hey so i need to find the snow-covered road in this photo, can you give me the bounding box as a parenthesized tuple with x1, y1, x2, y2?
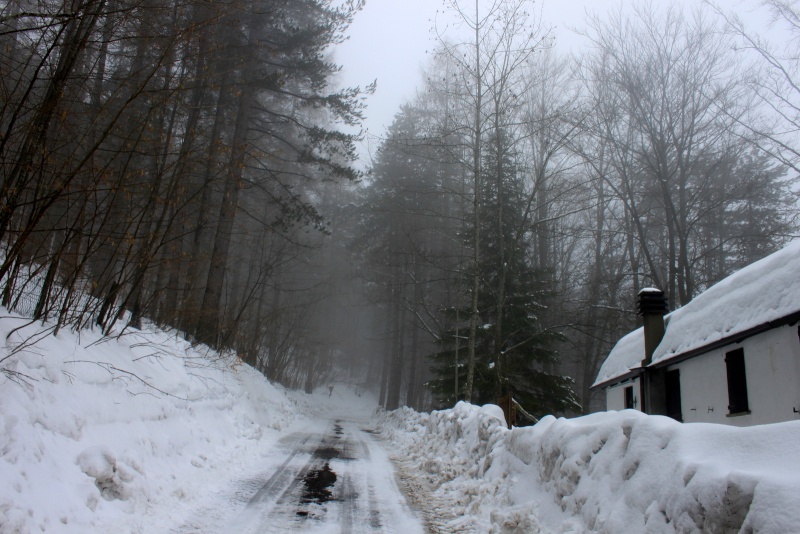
(0, 313, 431, 533)
(171, 417, 426, 534)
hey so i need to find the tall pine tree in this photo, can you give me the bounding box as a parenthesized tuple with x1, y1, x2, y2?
(429, 129, 579, 417)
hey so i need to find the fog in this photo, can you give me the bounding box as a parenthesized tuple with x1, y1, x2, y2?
(0, 0, 797, 418)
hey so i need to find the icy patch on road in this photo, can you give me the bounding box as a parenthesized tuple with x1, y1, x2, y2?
(377, 402, 800, 533)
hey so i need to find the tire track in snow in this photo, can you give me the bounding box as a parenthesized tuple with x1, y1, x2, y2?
(246, 432, 315, 506)
(338, 472, 356, 533)
(355, 434, 385, 530)
(244, 422, 350, 530)
(170, 431, 317, 533)
(173, 420, 426, 533)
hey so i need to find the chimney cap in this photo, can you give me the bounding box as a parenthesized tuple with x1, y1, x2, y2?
(637, 288, 668, 316)
(639, 287, 662, 294)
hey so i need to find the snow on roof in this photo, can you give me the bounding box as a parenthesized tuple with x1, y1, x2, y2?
(592, 325, 645, 387)
(594, 240, 800, 388)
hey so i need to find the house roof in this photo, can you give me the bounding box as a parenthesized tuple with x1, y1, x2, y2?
(593, 240, 800, 389)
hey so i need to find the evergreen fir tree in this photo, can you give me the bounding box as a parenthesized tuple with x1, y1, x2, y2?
(428, 129, 579, 418)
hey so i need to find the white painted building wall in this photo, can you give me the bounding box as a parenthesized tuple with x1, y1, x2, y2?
(606, 377, 641, 412)
(669, 324, 800, 426)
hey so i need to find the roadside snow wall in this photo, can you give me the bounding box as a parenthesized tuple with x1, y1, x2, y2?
(0, 311, 307, 533)
(378, 402, 800, 533)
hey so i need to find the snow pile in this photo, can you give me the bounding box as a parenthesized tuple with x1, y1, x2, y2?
(0, 310, 325, 533)
(380, 402, 800, 533)
(76, 446, 136, 502)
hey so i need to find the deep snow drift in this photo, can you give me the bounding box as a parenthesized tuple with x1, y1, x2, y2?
(378, 402, 800, 533)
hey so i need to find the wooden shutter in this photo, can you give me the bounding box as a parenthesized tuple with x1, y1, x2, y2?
(725, 348, 749, 414)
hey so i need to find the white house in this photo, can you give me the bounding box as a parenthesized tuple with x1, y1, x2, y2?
(592, 240, 800, 426)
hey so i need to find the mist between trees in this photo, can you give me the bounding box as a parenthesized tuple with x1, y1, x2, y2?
(0, 0, 798, 417)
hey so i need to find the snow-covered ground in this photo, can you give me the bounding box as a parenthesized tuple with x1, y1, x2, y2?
(379, 402, 800, 533)
(4, 308, 800, 533)
(0, 310, 386, 533)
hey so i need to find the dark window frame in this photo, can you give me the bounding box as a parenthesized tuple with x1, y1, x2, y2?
(725, 348, 750, 415)
(665, 369, 683, 422)
(624, 385, 635, 409)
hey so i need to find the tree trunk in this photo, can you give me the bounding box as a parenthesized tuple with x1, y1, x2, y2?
(386, 266, 406, 410)
(465, 0, 482, 404)
(194, 80, 253, 346)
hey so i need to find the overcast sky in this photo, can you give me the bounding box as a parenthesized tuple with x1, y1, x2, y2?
(333, 0, 768, 164)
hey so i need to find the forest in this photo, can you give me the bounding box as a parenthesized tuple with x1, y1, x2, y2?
(0, 0, 798, 417)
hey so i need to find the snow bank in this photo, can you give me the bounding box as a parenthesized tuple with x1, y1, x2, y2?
(379, 402, 800, 533)
(0, 310, 325, 533)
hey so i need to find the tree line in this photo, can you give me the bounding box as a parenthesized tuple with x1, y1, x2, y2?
(0, 0, 370, 390)
(2, 0, 798, 415)
(351, 0, 799, 416)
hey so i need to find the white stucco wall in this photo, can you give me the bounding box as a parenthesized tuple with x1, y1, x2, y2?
(606, 377, 641, 412)
(670, 324, 800, 426)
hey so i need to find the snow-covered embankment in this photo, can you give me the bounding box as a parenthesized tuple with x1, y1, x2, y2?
(0, 311, 325, 533)
(379, 402, 800, 533)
